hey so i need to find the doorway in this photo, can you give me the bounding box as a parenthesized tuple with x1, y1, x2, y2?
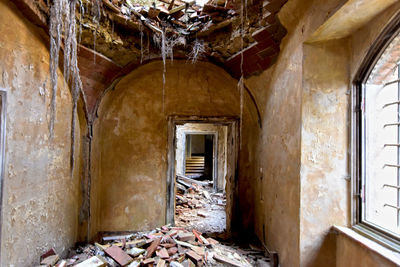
(184, 134, 215, 181)
(167, 116, 239, 235)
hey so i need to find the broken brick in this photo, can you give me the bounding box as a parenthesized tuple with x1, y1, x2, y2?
(105, 245, 133, 266)
(167, 246, 178, 255)
(177, 232, 195, 242)
(146, 238, 161, 258)
(156, 247, 170, 259)
(185, 250, 202, 264)
(143, 258, 156, 265)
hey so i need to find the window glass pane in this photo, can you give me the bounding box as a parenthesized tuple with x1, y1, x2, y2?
(363, 32, 400, 236)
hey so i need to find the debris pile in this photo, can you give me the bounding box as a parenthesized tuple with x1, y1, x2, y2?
(38, 225, 272, 266)
(76, 0, 264, 67)
(102, 0, 237, 38)
(175, 176, 226, 233)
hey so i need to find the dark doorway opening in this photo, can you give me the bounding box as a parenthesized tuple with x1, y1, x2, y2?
(167, 117, 239, 235)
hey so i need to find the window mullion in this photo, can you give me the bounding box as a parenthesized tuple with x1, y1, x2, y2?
(397, 64, 400, 228)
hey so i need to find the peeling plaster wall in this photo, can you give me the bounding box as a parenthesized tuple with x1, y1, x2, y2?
(245, 0, 400, 266)
(299, 2, 400, 266)
(244, 0, 314, 264)
(91, 61, 255, 236)
(334, 4, 400, 267)
(300, 39, 350, 267)
(0, 0, 82, 266)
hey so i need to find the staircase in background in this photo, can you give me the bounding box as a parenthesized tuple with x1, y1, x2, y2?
(185, 156, 205, 178)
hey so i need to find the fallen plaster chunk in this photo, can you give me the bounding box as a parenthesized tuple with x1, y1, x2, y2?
(75, 256, 107, 267)
(203, 190, 210, 200)
(102, 234, 133, 242)
(213, 254, 244, 267)
(40, 254, 59, 266)
(126, 247, 146, 257)
(170, 261, 185, 267)
(157, 259, 166, 267)
(127, 261, 140, 267)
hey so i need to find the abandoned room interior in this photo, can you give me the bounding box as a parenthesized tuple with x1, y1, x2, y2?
(1, 0, 400, 266)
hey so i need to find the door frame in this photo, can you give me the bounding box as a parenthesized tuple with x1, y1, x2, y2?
(0, 90, 7, 261)
(182, 131, 218, 189)
(166, 115, 239, 233)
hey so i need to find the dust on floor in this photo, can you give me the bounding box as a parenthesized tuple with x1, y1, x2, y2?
(175, 176, 226, 234)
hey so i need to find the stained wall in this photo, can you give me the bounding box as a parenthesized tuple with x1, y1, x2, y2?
(245, 0, 400, 266)
(91, 61, 258, 236)
(0, 0, 83, 265)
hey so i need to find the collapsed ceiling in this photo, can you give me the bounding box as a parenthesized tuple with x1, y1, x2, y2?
(14, 0, 287, 118)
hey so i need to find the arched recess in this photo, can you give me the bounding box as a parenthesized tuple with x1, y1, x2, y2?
(89, 60, 260, 238)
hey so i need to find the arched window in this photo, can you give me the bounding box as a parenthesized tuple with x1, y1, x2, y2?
(355, 15, 400, 249)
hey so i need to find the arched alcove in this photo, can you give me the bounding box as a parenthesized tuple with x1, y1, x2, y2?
(89, 60, 260, 238)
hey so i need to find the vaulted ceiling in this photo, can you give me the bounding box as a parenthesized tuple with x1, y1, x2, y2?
(13, 0, 288, 120)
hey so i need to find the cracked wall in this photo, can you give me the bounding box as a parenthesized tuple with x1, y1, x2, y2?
(0, 0, 83, 266)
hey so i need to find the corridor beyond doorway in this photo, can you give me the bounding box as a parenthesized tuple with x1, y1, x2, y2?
(184, 134, 214, 180)
(172, 122, 230, 234)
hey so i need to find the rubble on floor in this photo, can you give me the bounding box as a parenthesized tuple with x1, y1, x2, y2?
(175, 176, 226, 233)
(38, 176, 271, 266)
(39, 225, 272, 267)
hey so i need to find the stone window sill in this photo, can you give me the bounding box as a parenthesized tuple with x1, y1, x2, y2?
(333, 225, 400, 265)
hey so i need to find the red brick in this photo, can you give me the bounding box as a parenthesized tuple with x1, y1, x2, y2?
(146, 238, 161, 258)
(105, 246, 133, 266)
(156, 248, 170, 259)
(257, 46, 278, 58)
(186, 250, 202, 264)
(256, 38, 277, 51)
(257, 56, 272, 70)
(252, 28, 271, 42)
(167, 247, 178, 255)
(242, 43, 261, 57)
